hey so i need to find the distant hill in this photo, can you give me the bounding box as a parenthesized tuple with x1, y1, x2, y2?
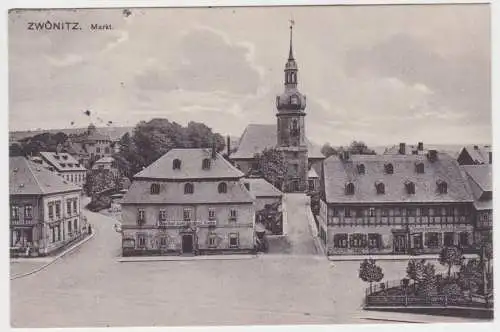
(9, 126, 134, 143)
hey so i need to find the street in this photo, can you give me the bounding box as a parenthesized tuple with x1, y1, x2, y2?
(10, 198, 481, 328)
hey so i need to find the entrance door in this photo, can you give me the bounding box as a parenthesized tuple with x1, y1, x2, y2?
(393, 234, 407, 253)
(182, 234, 193, 254)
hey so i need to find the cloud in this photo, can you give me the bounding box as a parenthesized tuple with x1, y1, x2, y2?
(133, 27, 262, 95)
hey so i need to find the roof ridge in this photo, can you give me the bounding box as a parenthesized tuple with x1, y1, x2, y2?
(24, 158, 46, 194)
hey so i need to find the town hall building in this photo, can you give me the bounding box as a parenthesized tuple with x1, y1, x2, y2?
(230, 24, 324, 193)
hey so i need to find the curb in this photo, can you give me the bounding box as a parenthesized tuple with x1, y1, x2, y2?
(327, 253, 479, 262)
(117, 254, 257, 263)
(10, 231, 96, 280)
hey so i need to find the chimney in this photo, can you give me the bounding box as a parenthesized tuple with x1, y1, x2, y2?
(211, 140, 217, 159)
(398, 143, 406, 155)
(226, 136, 231, 157)
(418, 142, 424, 151)
(427, 149, 438, 162)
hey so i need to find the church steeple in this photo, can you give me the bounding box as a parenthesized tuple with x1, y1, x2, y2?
(276, 20, 306, 112)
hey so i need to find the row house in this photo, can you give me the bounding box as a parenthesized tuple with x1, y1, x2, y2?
(318, 151, 474, 255)
(10, 157, 85, 256)
(120, 148, 256, 256)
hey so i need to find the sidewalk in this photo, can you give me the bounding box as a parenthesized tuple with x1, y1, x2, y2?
(10, 230, 95, 280)
(118, 254, 257, 263)
(328, 253, 479, 262)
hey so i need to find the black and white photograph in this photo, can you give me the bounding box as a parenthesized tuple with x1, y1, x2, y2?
(6, 1, 495, 329)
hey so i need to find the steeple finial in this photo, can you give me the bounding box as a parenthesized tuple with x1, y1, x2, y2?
(288, 19, 295, 60)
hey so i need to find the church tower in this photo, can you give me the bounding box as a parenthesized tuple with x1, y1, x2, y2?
(276, 22, 308, 192)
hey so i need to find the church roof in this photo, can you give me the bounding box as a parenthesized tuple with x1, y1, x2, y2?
(231, 124, 324, 160)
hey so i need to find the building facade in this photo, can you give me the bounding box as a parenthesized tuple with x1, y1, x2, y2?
(10, 157, 85, 256)
(461, 165, 492, 244)
(36, 151, 87, 187)
(70, 124, 115, 168)
(318, 151, 475, 256)
(230, 25, 324, 192)
(120, 148, 256, 256)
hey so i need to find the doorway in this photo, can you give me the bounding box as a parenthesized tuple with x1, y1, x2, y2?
(182, 234, 193, 254)
(393, 234, 407, 253)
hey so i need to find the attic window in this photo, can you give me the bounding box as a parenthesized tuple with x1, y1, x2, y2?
(54, 155, 60, 160)
(218, 182, 227, 194)
(357, 164, 365, 175)
(172, 159, 181, 170)
(415, 162, 424, 174)
(437, 180, 448, 194)
(375, 181, 385, 194)
(150, 183, 160, 195)
(202, 158, 211, 170)
(62, 155, 68, 160)
(184, 183, 194, 195)
(405, 180, 415, 195)
(345, 182, 355, 195)
(384, 163, 394, 174)
(60, 163, 66, 167)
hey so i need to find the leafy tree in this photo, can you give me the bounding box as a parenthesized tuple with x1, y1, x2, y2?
(419, 262, 438, 296)
(253, 148, 287, 190)
(348, 140, 376, 155)
(442, 282, 462, 298)
(9, 143, 24, 156)
(439, 246, 465, 279)
(406, 259, 426, 291)
(320, 143, 337, 158)
(84, 169, 120, 197)
(359, 259, 384, 293)
(458, 258, 483, 294)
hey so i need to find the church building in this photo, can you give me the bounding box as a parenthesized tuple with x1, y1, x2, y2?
(230, 24, 324, 192)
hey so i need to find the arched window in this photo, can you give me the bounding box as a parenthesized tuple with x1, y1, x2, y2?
(202, 158, 211, 170)
(415, 162, 425, 174)
(357, 164, 365, 175)
(218, 182, 227, 194)
(345, 182, 355, 195)
(405, 180, 415, 195)
(384, 163, 394, 174)
(184, 183, 194, 195)
(173, 159, 181, 170)
(150, 183, 160, 195)
(437, 180, 448, 194)
(375, 181, 385, 194)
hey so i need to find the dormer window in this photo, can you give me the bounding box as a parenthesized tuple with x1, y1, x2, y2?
(357, 164, 365, 175)
(384, 163, 394, 174)
(173, 159, 181, 170)
(150, 183, 160, 195)
(184, 183, 194, 195)
(437, 180, 448, 194)
(62, 155, 68, 160)
(405, 180, 415, 195)
(54, 155, 60, 160)
(375, 181, 385, 194)
(218, 182, 227, 194)
(345, 182, 355, 195)
(202, 158, 211, 170)
(60, 163, 66, 167)
(415, 162, 424, 174)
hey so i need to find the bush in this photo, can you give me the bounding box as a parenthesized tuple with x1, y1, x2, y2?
(86, 195, 111, 212)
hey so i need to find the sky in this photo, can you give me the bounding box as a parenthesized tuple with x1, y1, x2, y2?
(8, 4, 491, 146)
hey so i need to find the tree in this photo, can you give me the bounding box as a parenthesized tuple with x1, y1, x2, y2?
(458, 258, 483, 294)
(253, 148, 288, 190)
(439, 246, 465, 279)
(348, 140, 376, 155)
(406, 259, 426, 292)
(359, 259, 384, 293)
(321, 143, 337, 158)
(419, 262, 438, 296)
